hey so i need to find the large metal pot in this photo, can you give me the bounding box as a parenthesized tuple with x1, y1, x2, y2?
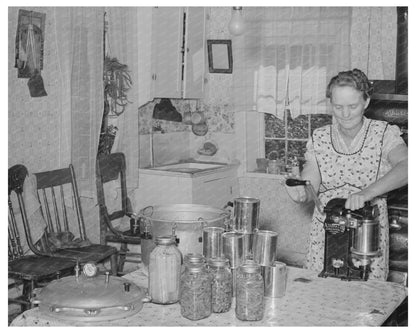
(139, 204, 230, 257)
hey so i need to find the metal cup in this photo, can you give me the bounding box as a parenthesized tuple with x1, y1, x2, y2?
(264, 261, 287, 298)
(222, 231, 245, 269)
(253, 230, 278, 266)
(203, 226, 225, 259)
(222, 231, 245, 297)
(233, 197, 260, 233)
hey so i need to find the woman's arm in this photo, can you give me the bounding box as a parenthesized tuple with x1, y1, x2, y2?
(345, 143, 408, 210)
(285, 154, 322, 203)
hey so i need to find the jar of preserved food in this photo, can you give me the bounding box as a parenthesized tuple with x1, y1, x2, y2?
(235, 262, 264, 321)
(208, 257, 232, 313)
(148, 236, 182, 304)
(180, 263, 212, 320)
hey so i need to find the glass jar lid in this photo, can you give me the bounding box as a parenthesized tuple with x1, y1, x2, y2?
(208, 257, 229, 268)
(240, 262, 261, 274)
(155, 236, 176, 246)
(184, 253, 206, 265)
(186, 263, 205, 273)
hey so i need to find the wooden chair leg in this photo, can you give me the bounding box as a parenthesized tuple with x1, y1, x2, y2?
(118, 242, 128, 274)
(110, 253, 118, 276)
(21, 281, 34, 312)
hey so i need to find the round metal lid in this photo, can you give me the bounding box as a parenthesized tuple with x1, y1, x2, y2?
(32, 274, 149, 322)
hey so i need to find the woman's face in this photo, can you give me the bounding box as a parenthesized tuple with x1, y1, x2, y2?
(330, 86, 370, 134)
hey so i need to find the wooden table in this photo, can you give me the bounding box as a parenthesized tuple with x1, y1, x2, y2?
(10, 265, 407, 326)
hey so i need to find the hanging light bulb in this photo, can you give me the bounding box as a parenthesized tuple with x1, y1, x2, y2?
(228, 7, 245, 36)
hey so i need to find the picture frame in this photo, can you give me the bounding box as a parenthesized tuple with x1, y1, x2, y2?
(207, 39, 233, 74)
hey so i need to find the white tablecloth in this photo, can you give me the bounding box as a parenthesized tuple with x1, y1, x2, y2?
(11, 265, 407, 326)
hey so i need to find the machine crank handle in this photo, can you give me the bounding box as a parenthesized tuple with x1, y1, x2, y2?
(286, 178, 324, 215)
(285, 178, 310, 187)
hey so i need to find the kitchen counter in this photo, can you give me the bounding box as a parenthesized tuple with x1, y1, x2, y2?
(11, 265, 407, 326)
(140, 161, 238, 178)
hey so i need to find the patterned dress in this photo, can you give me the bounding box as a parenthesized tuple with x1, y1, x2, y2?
(304, 117, 405, 281)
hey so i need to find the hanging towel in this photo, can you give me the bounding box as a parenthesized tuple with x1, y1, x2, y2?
(20, 174, 48, 254)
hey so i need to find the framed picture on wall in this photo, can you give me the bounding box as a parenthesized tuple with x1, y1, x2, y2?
(207, 39, 233, 74)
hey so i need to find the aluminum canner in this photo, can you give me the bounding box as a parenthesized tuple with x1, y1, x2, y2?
(139, 204, 231, 260)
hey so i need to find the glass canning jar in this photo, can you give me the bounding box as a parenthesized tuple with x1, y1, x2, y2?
(208, 257, 232, 313)
(235, 262, 264, 321)
(180, 263, 212, 320)
(148, 236, 182, 304)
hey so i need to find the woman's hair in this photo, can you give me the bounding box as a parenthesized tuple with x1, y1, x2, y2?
(326, 68, 373, 101)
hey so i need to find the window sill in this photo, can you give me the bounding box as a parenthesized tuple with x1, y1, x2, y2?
(244, 171, 287, 181)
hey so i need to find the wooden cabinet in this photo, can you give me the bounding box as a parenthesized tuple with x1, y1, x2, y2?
(151, 7, 205, 99)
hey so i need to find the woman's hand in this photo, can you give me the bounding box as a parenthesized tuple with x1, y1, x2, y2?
(345, 192, 367, 211)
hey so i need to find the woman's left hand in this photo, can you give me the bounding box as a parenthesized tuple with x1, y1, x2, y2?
(345, 192, 367, 211)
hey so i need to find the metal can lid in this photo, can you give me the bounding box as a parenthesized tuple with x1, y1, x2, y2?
(155, 236, 176, 246)
(208, 257, 229, 268)
(234, 197, 260, 204)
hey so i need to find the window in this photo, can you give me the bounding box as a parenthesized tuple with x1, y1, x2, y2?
(265, 112, 332, 168)
(232, 7, 351, 172)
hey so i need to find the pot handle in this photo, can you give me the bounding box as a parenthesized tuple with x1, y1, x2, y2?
(198, 217, 208, 229)
(141, 205, 154, 217)
(220, 212, 232, 231)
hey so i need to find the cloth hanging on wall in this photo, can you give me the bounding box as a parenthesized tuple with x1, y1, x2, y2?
(15, 10, 47, 97)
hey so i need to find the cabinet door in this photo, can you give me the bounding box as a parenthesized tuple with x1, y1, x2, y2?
(183, 7, 206, 99)
(192, 169, 237, 209)
(151, 7, 183, 98)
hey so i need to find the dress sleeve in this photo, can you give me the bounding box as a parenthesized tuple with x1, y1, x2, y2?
(382, 124, 406, 157)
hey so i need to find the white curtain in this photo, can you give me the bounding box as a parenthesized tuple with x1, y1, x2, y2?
(233, 7, 352, 119)
(105, 7, 153, 193)
(53, 7, 105, 196)
(351, 7, 397, 80)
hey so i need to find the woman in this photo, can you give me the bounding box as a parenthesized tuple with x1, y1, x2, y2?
(286, 69, 408, 281)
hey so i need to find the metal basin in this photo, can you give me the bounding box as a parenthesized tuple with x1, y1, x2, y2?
(139, 204, 230, 257)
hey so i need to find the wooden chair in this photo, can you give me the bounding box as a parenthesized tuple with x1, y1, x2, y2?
(8, 164, 76, 314)
(27, 164, 118, 274)
(96, 152, 141, 274)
